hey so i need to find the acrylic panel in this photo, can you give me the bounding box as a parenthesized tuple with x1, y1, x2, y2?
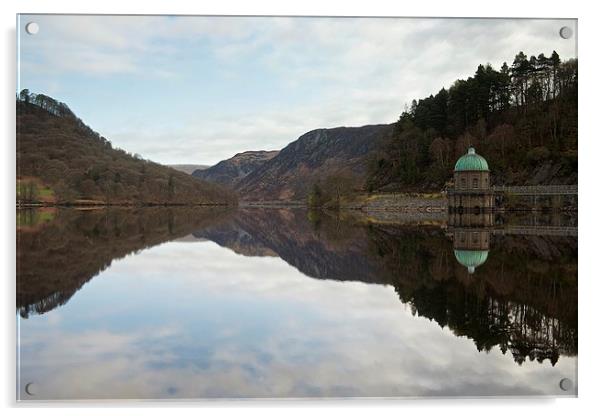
(16, 15, 578, 400)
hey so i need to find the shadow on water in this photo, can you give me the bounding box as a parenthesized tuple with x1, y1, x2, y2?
(17, 206, 577, 367)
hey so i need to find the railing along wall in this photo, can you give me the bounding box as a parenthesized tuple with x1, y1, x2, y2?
(491, 185, 578, 196)
(491, 225, 577, 237)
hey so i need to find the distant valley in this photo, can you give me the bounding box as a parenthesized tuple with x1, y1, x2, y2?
(168, 164, 210, 175)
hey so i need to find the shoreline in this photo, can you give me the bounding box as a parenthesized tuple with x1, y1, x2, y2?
(17, 196, 578, 232)
(16, 202, 236, 209)
(16, 192, 577, 213)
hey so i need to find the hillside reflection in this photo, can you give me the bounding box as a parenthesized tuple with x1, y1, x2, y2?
(17, 207, 235, 317)
(195, 209, 577, 366)
(17, 207, 577, 367)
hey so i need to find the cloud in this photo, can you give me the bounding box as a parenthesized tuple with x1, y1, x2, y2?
(18, 15, 577, 165)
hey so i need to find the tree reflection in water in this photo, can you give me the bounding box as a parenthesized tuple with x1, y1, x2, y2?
(17, 207, 577, 367)
(17, 207, 235, 317)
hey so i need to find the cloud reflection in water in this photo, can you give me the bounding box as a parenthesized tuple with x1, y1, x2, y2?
(18, 239, 576, 399)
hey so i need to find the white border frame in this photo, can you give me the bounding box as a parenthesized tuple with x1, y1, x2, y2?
(2, 0, 599, 414)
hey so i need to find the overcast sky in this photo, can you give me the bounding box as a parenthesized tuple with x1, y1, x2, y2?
(18, 15, 577, 165)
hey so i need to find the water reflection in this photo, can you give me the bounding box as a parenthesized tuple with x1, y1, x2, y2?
(17, 207, 235, 317)
(444, 211, 576, 365)
(17, 207, 577, 399)
(449, 212, 511, 273)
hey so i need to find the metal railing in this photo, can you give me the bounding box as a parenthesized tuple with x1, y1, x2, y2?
(491, 185, 578, 196)
(492, 225, 577, 237)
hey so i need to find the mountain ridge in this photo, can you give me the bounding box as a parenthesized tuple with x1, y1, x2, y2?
(192, 150, 279, 189)
(234, 124, 392, 201)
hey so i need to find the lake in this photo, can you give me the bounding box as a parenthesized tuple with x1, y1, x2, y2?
(16, 207, 578, 400)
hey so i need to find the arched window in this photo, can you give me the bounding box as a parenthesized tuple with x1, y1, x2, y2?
(472, 178, 479, 188)
(461, 178, 466, 188)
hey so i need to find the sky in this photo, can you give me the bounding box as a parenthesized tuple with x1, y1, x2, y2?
(18, 15, 577, 166)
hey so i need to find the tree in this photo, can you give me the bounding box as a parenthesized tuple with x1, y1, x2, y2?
(537, 53, 552, 100)
(19, 89, 30, 103)
(455, 132, 475, 158)
(308, 183, 323, 207)
(511, 51, 530, 108)
(168, 174, 175, 198)
(496, 62, 512, 110)
(550, 50, 561, 98)
(80, 179, 98, 198)
(429, 137, 452, 170)
(486, 124, 515, 163)
(323, 171, 355, 208)
(26, 181, 37, 202)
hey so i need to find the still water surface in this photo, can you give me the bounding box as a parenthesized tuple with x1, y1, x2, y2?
(17, 207, 577, 399)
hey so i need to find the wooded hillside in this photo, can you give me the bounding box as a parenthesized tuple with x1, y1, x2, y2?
(16, 92, 237, 205)
(367, 51, 578, 191)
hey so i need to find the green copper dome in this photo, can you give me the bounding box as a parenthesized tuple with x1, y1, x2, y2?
(454, 147, 489, 172)
(454, 249, 489, 274)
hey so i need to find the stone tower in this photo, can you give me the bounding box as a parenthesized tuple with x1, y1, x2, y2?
(448, 147, 494, 212)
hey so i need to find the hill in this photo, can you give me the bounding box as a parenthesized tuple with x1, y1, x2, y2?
(235, 125, 392, 201)
(192, 150, 279, 188)
(366, 51, 578, 192)
(16, 93, 237, 205)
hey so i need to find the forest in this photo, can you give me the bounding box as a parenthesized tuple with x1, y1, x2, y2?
(16, 92, 237, 206)
(366, 51, 578, 192)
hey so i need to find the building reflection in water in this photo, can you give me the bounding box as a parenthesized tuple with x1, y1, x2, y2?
(443, 210, 576, 366)
(448, 211, 494, 274)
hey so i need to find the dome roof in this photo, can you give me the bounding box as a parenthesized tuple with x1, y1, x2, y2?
(454, 147, 489, 172)
(454, 249, 489, 274)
